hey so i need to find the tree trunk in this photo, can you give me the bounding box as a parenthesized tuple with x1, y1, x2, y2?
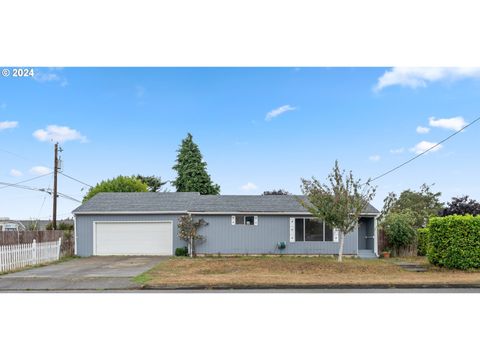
(338, 232, 345, 262)
(189, 237, 194, 258)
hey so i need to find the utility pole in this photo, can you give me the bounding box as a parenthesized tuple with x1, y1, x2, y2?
(52, 142, 59, 230)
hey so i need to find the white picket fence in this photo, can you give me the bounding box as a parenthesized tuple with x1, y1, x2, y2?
(0, 238, 62, 273)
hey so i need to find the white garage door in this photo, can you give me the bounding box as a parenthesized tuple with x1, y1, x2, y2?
(94, 222, 173, 256)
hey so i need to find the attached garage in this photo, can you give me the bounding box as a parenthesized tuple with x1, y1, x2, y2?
(94, 221, 173, 256)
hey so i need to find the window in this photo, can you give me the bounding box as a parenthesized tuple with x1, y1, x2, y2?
(233, 215, 257, 226)
(235, 215, 245, 225)
(294, 218, 334, 242)
(305, 219, 323, 241)
(295, 218, 304, 242)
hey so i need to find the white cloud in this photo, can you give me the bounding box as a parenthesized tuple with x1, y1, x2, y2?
(416, 126, 430, 134)
(0, 121, 18, 131)
(390, 148, 405, 154)
(410, 141, 443, 155)
(240, 182, 258, 191)
(265, 105, 296, 121)
(33, 125, 87, 143)
(9, 169, 22, 177)
(34, 69, 68, 87)
(369, 155, 381, 162)
(429, 116, 468, 131)
(374, 67, 480, 91)
(30, 166, 51, 175)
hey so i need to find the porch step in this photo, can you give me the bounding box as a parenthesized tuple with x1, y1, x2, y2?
(358, 250, 377, 259)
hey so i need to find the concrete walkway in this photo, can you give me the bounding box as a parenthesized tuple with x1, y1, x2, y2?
(0, 256, 167, 291)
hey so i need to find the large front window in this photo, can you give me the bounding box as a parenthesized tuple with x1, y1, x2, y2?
(295, 218, 333, 242)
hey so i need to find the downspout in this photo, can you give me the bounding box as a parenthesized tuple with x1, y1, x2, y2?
(73, 214, 77, 256)
(374, 214, 379, 257)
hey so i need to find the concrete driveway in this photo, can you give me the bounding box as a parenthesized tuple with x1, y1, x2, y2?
(0, 256, 167, 291)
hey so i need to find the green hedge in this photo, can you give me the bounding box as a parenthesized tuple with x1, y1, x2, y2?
(427, 215, 480, 269)
(417, 228, 429, 256)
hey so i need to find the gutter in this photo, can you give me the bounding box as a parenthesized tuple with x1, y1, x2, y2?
(73, 211, 381, 216)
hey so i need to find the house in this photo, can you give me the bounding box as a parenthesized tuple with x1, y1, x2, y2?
(73, 192, 379, 257)
(18, 219, 74, 230)
(72, 192, 380, 258)
(0, 218, 25, 231)
(0, 218, 74, 231)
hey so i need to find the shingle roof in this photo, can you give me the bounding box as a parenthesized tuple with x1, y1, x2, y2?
(73, 192, 379, 214)
(72, 192, 200, 213)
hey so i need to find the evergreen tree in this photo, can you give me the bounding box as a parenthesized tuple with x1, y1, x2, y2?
(172, 133, 220, 194)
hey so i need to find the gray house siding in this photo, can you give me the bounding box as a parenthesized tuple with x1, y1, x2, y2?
(196, 215, 358, 255)
(75, 214, 183, 257)
(75, 213, 359, 257)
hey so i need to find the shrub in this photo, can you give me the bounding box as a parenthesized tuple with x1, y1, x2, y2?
(175, 247, 189, 257)
(382, 210, 416, 253)
(427, 215, 480, 269)
(46, 222, 74, 231)
(417, 228, 429, 256)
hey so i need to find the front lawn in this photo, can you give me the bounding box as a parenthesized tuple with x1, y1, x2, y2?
(135, 256, 480, 288)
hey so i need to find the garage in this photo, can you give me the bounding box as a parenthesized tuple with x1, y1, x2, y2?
(94, 221, 173, 256)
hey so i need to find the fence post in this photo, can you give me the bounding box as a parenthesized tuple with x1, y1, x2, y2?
(32, 239, 37, 265)
(57, 237, 62, 260)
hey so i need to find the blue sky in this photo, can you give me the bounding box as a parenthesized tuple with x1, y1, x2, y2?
(1, 67, 479, 219)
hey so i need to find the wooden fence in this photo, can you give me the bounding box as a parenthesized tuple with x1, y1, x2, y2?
(0, 230, 74, 258)
(377, 228, 418, 256)
(0, 238, 62, 273)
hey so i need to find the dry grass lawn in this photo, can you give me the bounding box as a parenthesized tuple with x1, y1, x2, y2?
(138, 256, 480, 288)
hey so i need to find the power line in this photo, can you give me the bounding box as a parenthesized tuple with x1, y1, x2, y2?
(0, 182, 51, 194)
(0, 179, 80, 202)
(0, 172, 53, 190)
(59, 172, 93, 188)
(369, 115, 480, 183)
(0, 147, 32, 162)
(57, 192, 81, 203)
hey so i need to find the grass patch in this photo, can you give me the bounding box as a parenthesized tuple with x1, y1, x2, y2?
(133, 272, 153, 285)
(139, 255, 480, 288)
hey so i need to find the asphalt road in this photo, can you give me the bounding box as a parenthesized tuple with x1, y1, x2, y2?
(0, 256, 167, 291)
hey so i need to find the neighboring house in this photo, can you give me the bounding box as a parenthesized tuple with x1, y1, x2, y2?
(18, 219, 74, 231)
(0, 218, 25, 231)
(0, 219, 74, 231)
(73, 192, 380, 258)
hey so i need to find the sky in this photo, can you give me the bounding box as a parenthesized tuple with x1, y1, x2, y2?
(1, 67, 480, 219)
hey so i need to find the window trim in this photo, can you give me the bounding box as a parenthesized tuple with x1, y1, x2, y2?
(294, 217, 334, 242)
(233, 215, 258, 226)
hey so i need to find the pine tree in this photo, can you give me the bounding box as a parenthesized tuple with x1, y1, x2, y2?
(172, 133, 221, 194)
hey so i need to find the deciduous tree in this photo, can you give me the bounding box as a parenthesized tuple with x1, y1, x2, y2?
(442, 195, 480, 216)
(177, 214, 208, 257)
(83, 175, 148, 202)
(263, 189, 291, 195)
(301, 160, 376, 262)
(380, 184, 443, 228)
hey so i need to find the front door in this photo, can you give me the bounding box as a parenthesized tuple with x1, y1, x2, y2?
(358, 217, 374, 250)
